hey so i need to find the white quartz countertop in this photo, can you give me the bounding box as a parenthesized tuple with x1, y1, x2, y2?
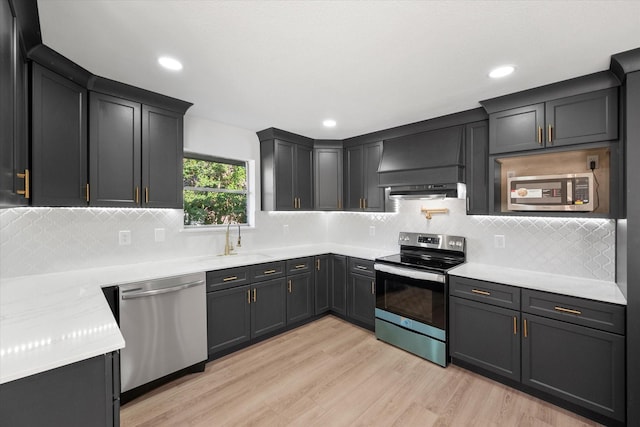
(449, 262, 627, 305)
(0, 244, 393, 384)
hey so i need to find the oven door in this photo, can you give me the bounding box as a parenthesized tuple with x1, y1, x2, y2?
(374, 263, 446, 334)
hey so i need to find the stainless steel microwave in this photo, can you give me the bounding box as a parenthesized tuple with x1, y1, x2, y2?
(507, 173, 594, 212)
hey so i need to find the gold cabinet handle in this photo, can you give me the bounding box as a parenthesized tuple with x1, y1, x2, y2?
(85, 183, 90, 203)
(338, 199, 342, 209)
(359, 198, 363, 209)
(471, 289, 491, 296)
(247, 289, 251, 304)
(537, 126, 543, 144)
(264, 269, 276, 275)
(145, 187, 149, 204)
(316, 259, 320, 270)
(371, 281, 375, 295)
(295, 264, 306, 269)
(524, 318, 528, 338)
(554, 306, 582, 315)
(355, 265, 368, 271)
(513, 316, 517, 335)
(223, 276, 238, 282)
(16, 169, 30, 199)
(363, 198, 367, 209)
(135, 186, 139, 204)
(288, 280, 292, 293)
(548, 124, 553, 143)
(253, 288, 257, 302)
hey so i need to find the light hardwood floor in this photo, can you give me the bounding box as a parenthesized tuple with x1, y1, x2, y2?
(121, 316, 601, 427)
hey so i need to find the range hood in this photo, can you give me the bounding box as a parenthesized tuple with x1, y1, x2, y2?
(378, 125, 465, 199)
(388, 183, 466, 200)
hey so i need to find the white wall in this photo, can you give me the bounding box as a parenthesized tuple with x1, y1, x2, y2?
(0, 116, 617, 282)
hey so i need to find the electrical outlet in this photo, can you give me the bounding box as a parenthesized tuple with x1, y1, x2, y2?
(494, 235, 505, 248)
(587, 155, 599, 170)
(154, 228, 165, 242)
(369, 226, 376, 237)
(283, 224, 289, 235)
(119, 230, 131, 246)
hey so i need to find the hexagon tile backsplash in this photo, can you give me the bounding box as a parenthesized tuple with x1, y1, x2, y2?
(0, 200, 616, 281)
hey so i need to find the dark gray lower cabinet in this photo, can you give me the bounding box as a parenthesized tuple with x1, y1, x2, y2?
(314, 254, 330, 314)
(287, 272, 313, 324)
(522, 313, 625, 421)
(348, 272, 375, 328)
(0, 352, 119, 427)
(207, 285, 251, 354)
(331, 255, 347, 316)
(449, 296, 520, 381)
(450, 275, 626, 424)
(251, 278, 287, 338)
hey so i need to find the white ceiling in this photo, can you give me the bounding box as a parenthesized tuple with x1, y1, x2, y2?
(37, 0, 640, 139)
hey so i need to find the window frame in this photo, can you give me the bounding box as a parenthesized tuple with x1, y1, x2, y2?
(183, 152, 250, 228)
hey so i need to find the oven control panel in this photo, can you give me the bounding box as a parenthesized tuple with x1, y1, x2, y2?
(398, 232, 465, 252)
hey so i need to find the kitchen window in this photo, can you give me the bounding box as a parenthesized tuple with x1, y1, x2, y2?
(183, 154, 248, 227)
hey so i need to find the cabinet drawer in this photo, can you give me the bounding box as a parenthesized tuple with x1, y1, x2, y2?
(349, 258, 375, 277)
(522, 289, 625, 334)
(251, 261, 285, 281)
(449, 276, 520, 310)
(286, 257, 313, 275)
(206, 267, 250, 292)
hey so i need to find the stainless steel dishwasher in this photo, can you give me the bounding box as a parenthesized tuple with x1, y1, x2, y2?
(119, 272, 207, 393)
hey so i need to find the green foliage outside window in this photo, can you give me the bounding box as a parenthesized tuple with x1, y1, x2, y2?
(183, 157, 248, 226)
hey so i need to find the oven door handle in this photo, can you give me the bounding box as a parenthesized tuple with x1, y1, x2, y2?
(374, 263, 446, 283)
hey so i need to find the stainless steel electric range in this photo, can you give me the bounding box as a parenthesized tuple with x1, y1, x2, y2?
(374, 232, 466, 367)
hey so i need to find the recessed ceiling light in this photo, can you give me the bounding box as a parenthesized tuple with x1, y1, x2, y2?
(323, 119, 337, 128)
(489, 65, 515, 79)
(158, 56, 183, 71)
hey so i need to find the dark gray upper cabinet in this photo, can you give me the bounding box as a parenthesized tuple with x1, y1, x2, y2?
(259, 129, 314, 211)
(314, 141, 343, 210)
(89, 92, 142, 207)
(90, 92, 185, 208)
(345, 141, 384, 211)
(522, 313, 625, 422)
(450, 296, 521, 382)
(206, 284, 251, 355)
(464, 121, 489, 214)
(0, 0, 28, 208)
(251, 277, 287, 338)
(314, 254, 330, 315)
(141, 105, 183, 208)
(489, 88, 618, 154)
(31, 63, 87, 206)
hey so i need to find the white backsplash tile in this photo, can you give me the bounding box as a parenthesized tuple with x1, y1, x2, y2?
(0, 202, 615, 281)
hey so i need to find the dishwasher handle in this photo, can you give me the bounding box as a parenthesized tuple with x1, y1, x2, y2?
(121, 279, 205, 300)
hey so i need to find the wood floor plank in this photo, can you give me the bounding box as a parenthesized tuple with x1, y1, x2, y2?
(121, 316, 602, 427)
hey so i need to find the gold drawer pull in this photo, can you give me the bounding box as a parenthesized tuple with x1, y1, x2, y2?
(554, 306, 582, 315)
(223, 276, 238, 282)
(471, 289, 491, 296)
(524, 318, 528, 338)
(295, 264, 306, 269)
(253, 288, 257, 302)
(264, 269, 276, 274)
(548, 124, 553, 143)
(513, 316, 517, 335)
(316, 259, 320, 270)
(288, 280, 292, 293)
(247, 289, 251, 304)
(355, 265, 368, 270)
(537, 126, 543, 144)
